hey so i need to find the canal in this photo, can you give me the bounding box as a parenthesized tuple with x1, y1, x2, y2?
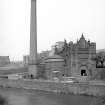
(0, 88, 99, 105)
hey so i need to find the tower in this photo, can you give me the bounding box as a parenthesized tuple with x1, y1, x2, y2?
(28, 0, 37, 77)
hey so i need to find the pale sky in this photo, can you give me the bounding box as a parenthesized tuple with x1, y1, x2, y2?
(0, 0, 105, 61)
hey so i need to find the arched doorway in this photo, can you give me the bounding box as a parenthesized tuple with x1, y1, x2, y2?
(80, 66, 88, 76)
(81, 69, 87, 76)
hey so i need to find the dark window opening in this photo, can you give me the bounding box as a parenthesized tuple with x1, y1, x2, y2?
(96, 61, 105, 68)
(81, 69, 87, 76)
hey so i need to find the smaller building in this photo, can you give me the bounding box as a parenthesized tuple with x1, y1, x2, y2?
(0, 56, 10, 66)
(45, 55, 65, 79)
(8, 74, 22, 80)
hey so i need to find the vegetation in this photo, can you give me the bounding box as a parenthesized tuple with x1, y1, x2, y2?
(95, 52, 105, 68)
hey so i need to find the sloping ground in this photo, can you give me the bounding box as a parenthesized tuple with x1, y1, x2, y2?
(0, 64, 28, 75)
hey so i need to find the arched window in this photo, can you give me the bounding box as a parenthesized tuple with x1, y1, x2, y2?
(103, 62, 105, 68)
(96, 61, 102, 68)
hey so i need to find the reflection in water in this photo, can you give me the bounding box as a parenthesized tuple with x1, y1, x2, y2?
(0, 88, 98, 105)
(8, 94, 28, 105)
(0, 95, 8, 105)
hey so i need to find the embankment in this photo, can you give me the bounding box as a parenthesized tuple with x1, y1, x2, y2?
(0, 79, 105, 96)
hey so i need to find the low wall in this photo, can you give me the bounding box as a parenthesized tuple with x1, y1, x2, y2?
(0, 79, 105, 96)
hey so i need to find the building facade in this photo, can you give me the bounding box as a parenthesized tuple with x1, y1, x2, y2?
(45, 34, 97, 80)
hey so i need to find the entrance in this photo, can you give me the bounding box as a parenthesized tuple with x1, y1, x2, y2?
(80, 65, 88, 76)
(81, 69, 87, 76)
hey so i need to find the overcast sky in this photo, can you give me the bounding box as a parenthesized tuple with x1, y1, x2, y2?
(0, 0, 105, 61)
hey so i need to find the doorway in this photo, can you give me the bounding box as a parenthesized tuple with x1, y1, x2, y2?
(81, 69, 87, 76)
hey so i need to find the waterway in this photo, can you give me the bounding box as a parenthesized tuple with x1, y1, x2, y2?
(0, 88, 99, 105)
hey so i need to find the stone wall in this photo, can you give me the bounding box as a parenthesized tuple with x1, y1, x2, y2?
(0, 79, 105, 96)
(45, 61, 65, 79)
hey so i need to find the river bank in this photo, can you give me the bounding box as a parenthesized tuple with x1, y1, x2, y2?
(0, 87, 99, 105)
(0, 79, 105, 97)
